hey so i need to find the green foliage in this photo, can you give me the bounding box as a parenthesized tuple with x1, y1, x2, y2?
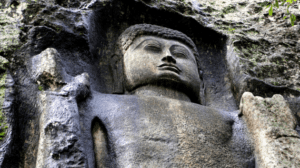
(222, 5, 236, 14)
(228, 28, 235, 33)
(269, 4, 273, 16)
(273, 81, 279, 86)
(290, 14, 296, 26)
(267, 0, 298, 26)
(0, 111, 7, 141)
(38, 85, 43, 91)
(0, 73, 7, 141)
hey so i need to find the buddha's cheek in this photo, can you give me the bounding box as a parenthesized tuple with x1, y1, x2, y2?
(124, 52, 157, 88)
(177, 60, 200, 87)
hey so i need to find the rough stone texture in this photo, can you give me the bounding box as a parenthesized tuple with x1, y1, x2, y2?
(25, 47, 90, 167)
(197, 0, 300, 89)
(0, 1, 23, 54)
(0, 71, 15, 165)
(240, 92, 300, 168)
(0, 56, 10, 158)
(28, 48, 70, 90)
(36, 72, 90, 168)
(191, 0, 300, 123)
(0, 0, 298, 167)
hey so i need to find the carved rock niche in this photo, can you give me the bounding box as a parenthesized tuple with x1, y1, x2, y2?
(1, 1, 299, 168)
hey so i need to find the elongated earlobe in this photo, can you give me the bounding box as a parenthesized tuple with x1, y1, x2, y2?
(110, 54, 124, 94)
(199, 81, 205, 105)
(199, 70, 205, 105)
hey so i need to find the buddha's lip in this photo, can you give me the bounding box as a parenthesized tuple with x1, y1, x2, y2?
(157, 64, 181, 73)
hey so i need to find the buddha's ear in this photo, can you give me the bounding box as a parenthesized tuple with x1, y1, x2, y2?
(110, 54, 124, 94)
(199, 70, 206, 105)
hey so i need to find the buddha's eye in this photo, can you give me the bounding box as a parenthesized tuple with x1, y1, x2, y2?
(173, 52, 187, 58)
(170, 46, 190, 59)
(144, 44, 161, 52)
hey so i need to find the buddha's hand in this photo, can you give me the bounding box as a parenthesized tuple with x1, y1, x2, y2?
(56, 72, 90, 100)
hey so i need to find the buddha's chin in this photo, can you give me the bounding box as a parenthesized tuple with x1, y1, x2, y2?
(156, 70, 182, 81)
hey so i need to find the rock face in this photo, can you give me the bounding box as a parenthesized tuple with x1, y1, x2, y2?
(199, 0, 300, 90)
(195, 0, 300, 123)
(36, 72, 90, 168)
(0, 0, 299, 167)
(28, 48, 69, 89)
(240, 92, 300, 167)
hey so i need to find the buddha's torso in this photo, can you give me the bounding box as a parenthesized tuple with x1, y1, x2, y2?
(81, 91, 254, 168)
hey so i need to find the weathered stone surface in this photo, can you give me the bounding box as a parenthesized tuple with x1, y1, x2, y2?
(36, 72, 90, 167)
(81, 24, 255, 167)
(34, 48, 90, 167)
(0, 0, 299, 167)
(240, 92, 300, 167)
(0, 71, 15, 165)
(197, 0, 300, 89)
(28, 48, 70, 90)
(191, 0, 300, 124)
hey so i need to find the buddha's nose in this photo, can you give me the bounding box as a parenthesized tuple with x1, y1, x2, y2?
(162, 50, 176, 64)
(162, 56, 176, 64)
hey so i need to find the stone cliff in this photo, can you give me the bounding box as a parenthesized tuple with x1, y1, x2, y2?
(0, 0, 299, 167)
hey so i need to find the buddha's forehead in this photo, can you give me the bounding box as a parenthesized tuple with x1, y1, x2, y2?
(130, 35, 191, 49)
(124, 35, 197, 64)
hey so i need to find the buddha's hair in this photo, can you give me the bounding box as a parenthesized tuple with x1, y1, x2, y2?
(116, 24, 201, 72)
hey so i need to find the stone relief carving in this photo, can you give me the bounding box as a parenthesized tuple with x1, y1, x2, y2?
(1, 0, 300, 167)
(27, 48, 90, 167)
(240, 92, 300, 167)
(11, 23, 298, 168)
(31, 24, 256, 167)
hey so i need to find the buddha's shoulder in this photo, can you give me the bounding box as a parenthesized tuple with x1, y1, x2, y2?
(88, 90, 205, 108)
(87, 91, 139, 108)
(87, 91, 233, 119)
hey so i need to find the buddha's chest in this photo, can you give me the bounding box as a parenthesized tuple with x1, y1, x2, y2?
(96, 95, 235, 167)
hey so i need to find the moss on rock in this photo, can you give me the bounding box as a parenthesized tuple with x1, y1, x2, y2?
(0, 72, 7, 140)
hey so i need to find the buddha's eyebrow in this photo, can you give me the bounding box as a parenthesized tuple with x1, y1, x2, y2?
(171, 45, 196, 62)
(171, 45, 189, 53)
(133, 39, 162, 50)
(171, 45, 191, 56)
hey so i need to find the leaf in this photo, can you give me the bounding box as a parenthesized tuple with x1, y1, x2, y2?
(283, 16, 287, 20)
(291, 18, 295, 26)
(286, 0, 293, 3)
(287, 4, 290, 14)
(291, 14, 296, 26)
(269, 5, 273, 16)
(275, 0, 279, 8)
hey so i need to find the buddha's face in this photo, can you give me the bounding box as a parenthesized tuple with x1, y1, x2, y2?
(123, 35, 200, 95)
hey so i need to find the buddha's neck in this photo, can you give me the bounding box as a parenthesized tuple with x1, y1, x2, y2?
(131, 85, 191, 102)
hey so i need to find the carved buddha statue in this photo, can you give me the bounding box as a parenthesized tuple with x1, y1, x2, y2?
(33, 24, 254, 167)
(82, 24, 255, 168)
